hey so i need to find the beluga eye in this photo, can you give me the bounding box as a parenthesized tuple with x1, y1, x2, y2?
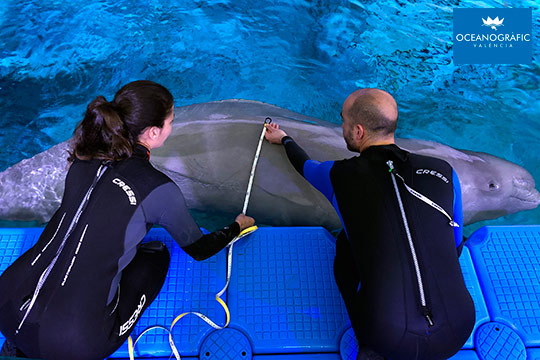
(488, 183, 499, 190)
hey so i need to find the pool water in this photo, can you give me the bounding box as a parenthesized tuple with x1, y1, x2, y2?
(0, 0, 538, 235)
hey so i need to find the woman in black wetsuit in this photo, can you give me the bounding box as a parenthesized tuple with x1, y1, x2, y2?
(0, 80, 255, 359)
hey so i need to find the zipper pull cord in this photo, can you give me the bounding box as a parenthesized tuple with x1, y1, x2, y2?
(425, 314, 434, 327)
(386, 160, 459, 228)
(423, 308, 435, 327)
(386, 160, 395, 173)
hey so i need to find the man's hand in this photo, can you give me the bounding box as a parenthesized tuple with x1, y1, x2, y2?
(235, 213, 255, 231)
(265, 123, 287, 144)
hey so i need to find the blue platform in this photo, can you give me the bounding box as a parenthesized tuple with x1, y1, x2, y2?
(0, 225, 539, 359)
(468, 226, 540, 349)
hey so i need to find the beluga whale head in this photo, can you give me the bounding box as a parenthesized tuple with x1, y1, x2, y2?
(396, 138, 540, 224)
(458, 149, 540, 223)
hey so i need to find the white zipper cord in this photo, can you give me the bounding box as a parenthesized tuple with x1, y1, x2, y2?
(16, 165, 107, 334)
(387, 160, 434, 327)
(388, 161, 427, 306)
(392, 171, 459, 228)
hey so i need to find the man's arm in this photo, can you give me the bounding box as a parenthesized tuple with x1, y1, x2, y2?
(265, 123, 346, 237)
(266, 123, 335, 202)
(281, 136, 310, 175)
(281, 136, 336, 185)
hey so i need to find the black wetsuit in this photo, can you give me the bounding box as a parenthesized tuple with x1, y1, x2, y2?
(281, 137, 475, 360)
(0, 144, 240, 360)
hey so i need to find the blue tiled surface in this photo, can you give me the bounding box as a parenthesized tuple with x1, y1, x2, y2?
(199, 328, 252, 360)
(468, 226, 540, 348)
(460, 246, 490, 349)
(448, 350, 480, 360)
(0, 228, 42, 273)
(228, 227, 349, 354)
(1, 225, 539, 360)
(339, 328, 358, 360)
(0, 228, 43, 348)
(474, 322, 526, 360)
(252, 355, 342, 360)
(112, 228, 228, 358)
(528, 347, 540, 360)
(112, 358, 198, 360)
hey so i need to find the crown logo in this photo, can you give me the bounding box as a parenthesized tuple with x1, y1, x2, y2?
(482, 16, 504, 30)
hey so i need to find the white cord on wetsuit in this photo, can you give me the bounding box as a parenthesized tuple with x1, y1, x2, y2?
(16, 164, 108, 335)
(387, 159, 457, 327)
(388, 160, 431, 325)
(386, 161, 459, 228)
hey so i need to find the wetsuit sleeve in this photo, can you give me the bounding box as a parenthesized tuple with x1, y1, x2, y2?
(281, 136, 335, 202)
(143, 183, 240, 261)
(281, 136, 310, 175)
(181, 222, 240, 261)
(453, 169, 465, 255)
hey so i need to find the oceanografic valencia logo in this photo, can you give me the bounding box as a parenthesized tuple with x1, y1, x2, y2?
(482, 16, 504, 30)
(453, 9, 532, 64)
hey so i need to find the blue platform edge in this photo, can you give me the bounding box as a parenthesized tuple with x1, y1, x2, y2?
(0, 225, 539, 359)
(467, 225, 540, 348)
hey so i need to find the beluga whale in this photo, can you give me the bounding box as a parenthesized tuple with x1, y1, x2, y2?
(0, 100, 538, 230)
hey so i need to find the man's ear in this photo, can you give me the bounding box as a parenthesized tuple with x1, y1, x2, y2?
(354, 124, 365, 141)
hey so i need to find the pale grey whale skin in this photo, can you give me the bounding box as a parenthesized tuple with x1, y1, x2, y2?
(0, 99, 538, 229)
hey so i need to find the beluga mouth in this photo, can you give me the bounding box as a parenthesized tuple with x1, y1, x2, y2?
(511, 176, 540, 206)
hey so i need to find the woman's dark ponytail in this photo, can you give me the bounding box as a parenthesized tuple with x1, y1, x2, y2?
(69, 80, 173, 162)
(68, 96, 132, 162)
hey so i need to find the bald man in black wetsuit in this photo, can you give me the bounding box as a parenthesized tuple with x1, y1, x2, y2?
(265, 89, 475, 360)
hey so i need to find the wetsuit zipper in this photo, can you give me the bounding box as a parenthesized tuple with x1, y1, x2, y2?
(16, 164, 108, 334)
(387, 160, 434, 327)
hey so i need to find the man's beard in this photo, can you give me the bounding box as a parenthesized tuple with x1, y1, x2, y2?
(344, 135, 359, 152)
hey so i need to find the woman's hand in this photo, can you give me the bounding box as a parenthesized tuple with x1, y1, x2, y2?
(265, 123, 287, 144)
(235, 213, 255, 231)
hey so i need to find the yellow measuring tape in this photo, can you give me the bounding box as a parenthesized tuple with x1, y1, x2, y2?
(128, 119, 270, 359)
(128, 226, 258, 360)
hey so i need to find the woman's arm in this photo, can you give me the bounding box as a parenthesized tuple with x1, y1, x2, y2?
(144, 182, 253, 261)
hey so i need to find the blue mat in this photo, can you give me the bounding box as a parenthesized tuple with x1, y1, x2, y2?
(528, 347, 540, 360)
(467, 226, 540, 348)
(112, 229, 227, 358)
(228, 227, 349, 355)
(0, 228, 42, 273)
(459, 246, 490, 349)
(1, 226, 539, 359)
(448, 350, 480, 360)
(474, 322, 526, 360)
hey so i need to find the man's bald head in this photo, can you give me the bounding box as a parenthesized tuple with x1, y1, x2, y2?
(343, 88, 398, 137)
